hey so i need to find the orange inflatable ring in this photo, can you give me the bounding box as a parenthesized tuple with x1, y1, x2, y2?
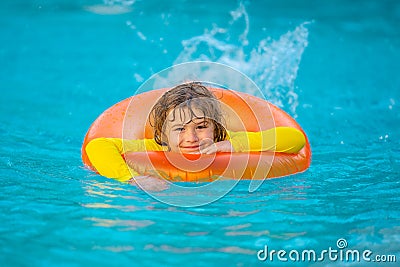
(82, 88, 311, 182)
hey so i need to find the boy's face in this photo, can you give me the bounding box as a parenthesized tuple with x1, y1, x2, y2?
(164, 107, 215, 153)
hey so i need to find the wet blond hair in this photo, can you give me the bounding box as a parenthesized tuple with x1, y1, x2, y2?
(150, 82, 227, 146)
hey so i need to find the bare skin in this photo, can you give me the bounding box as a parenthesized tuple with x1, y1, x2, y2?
(164, 107, 234, 154)
(130, 107, 233, 191)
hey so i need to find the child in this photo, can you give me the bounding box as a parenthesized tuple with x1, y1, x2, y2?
(86, 82, 306, 187)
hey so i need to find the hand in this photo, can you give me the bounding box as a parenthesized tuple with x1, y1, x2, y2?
(128, 175, 169, 192)
(199, 139, 234, 154)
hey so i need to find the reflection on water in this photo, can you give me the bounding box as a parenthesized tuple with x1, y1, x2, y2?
(144, 243, 255, 255)
(85, 217, 154, 230)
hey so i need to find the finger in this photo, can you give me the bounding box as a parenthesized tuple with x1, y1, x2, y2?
(199, 138, 214, 148)
(200, 143, 217, 154)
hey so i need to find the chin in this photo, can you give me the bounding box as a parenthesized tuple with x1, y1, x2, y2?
(179, 148, 200, 154)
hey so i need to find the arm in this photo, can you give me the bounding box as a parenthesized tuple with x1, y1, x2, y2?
(85, 137, 162, 182)
(228, 127, 306, 153)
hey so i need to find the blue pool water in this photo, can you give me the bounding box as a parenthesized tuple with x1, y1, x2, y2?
(1, 0, 400, 266)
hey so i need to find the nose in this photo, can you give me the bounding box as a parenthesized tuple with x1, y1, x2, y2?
(183, 128, 199, 143)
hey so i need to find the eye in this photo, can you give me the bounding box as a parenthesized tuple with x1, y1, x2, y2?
(197, 122, 209, 129)
(174, 127, 185, 132)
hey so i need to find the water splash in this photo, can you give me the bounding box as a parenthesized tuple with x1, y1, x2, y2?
(174, 4, 311, 116)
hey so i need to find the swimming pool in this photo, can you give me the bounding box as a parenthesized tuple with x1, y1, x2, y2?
(1, 0, 399, 266)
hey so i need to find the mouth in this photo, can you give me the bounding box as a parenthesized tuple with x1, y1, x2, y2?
(179, 146, 200, 153)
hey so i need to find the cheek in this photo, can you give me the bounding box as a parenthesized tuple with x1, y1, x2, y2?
(166, 131, 179, 145)
(200, 128, 215, 140)
(166, 132, 182, 152)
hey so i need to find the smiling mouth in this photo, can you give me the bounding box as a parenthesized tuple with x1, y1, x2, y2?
(180, 146, 200, 152)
